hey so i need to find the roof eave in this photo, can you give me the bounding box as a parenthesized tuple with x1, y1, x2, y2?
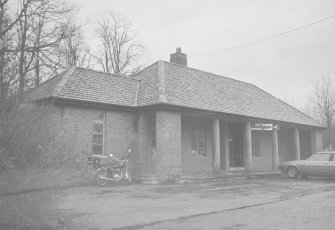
(38, 97, 324, 130)
(137, 102, 325, 130)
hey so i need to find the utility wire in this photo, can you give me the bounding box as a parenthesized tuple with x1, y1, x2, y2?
(222, 0, 313, 42)
(190, 13, 335, 57)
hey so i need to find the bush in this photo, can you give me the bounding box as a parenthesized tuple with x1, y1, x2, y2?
(0, 96, 71, 169)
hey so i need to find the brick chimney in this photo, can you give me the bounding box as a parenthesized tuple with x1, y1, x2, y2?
(170, 47, 187, 66)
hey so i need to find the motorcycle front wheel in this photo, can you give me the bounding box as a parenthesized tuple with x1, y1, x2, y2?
(95, 170, 108, 186)
(124, 169, 132, 185)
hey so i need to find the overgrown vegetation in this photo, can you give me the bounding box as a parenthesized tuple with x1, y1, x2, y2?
(0, 1, 145, 186)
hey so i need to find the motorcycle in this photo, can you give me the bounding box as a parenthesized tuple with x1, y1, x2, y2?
(87, 148, 132, 186)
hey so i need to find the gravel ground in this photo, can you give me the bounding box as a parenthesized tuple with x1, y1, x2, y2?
(1, 177, 335, 229)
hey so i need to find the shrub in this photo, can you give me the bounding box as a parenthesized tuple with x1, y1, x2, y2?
(0, 96, 70, 169)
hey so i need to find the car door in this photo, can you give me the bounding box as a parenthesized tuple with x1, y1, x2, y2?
(301, 153, 331, 175)
(329, 154, 335, 175)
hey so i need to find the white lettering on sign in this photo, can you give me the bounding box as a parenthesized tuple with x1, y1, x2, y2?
(251, 123, 280, 131)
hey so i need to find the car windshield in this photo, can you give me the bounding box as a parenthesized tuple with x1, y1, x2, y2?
(309, 153, 331, 161)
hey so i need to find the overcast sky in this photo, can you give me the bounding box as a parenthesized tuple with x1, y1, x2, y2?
(76, 0, 335, 106)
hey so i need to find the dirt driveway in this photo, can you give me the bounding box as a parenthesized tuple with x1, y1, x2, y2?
(1, 177, 335, 229)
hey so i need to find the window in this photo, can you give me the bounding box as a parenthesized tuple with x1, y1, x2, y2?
(191, 124, 206, 156)
(252, 131, 261, 157)
(92, 121, 104, 155)
(310, 153, 331, 161)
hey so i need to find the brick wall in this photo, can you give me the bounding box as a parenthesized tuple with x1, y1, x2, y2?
(51, 104, 138, 173)
(156, 110, 181, 178)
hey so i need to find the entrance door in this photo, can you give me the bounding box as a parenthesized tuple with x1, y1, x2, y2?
(229, 123, 244, 167)
(299, 130, 312, 160)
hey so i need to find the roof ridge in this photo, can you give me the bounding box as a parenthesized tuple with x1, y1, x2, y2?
(26, 68, 68, 94)
(132, 61, 159, 77)
(52, 66, 76, 98)
(75, 66, 140, 82)
(157, 60, 167, 103)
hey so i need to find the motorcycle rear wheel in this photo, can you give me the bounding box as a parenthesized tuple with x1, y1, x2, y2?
(96, 170, 108, 186)
(124, 169, 132, 185)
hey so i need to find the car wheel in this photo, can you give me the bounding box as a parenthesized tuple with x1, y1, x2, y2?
(286, 166, 299, 179)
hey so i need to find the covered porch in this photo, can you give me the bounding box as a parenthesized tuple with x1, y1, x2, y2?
(136, 109, 323, 180)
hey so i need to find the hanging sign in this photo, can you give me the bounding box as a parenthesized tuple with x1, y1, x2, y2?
(251, 123, 280, 131)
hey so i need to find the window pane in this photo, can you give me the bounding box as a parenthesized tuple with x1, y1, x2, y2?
(92, 145, 103, 155)
(93, 123, 103, 134)
(198, 139, 206, 156)
(93, 134, 103, 144)
(93, 121, 104, 155)
(190, 123, 206, 156)
(191, 128, 197, 151)
(198, 125, 206, 156)
(310, 153, 331, 161)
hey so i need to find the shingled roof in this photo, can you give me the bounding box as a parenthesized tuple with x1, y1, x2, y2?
(28, 66, 139, 107)
(27, 62, 323, 128)
(136, 60, 322, 128)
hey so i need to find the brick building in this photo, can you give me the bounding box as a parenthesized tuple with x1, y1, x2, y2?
(28, 48, 324, 180)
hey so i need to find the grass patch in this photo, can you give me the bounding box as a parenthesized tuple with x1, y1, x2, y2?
(0, 164, 96, 195)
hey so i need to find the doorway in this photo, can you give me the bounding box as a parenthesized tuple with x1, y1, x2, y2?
(229, 123, 244, 167)
(299, 130, 312, 160)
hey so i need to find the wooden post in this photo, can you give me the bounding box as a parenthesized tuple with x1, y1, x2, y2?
(294, 128, 300, 160)
(245, 122, 252, 170)
(222, 120, 230, 170)
(272, 129, 279, 169)
(213, 118, 220, 170)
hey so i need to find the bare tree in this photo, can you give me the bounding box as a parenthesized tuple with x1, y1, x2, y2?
(93, 12, 144, 76)
(0, 1, 17, 99)
(0, 0, 33, 39)
(309, 75, 335, 128)
(13, 0, 75, 98)
(55, 22, 91, 69)
(0, 0, 35, 99)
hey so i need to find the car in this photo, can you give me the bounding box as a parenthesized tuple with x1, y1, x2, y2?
(278, 152, 335, 179)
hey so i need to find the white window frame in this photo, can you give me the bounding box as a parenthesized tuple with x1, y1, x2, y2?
(191, 123, 206, 157)
(92, 120, 105, 155)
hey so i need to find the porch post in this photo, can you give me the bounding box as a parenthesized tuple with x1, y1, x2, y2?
(137, 112, 148, 174)
(156, 110, 182, 179)
(294, 127, 300, 160)
(245, 122, 252, 170)
(222, 120, 230, 170)
(272, 128, 279, 169)
(213, 118, 220, 170)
